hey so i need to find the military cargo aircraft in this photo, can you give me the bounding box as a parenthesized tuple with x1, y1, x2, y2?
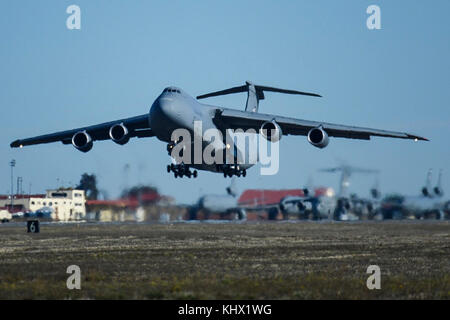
(11, 82, 427, 178)
(319, 164, 380, 220)
(188, 179, 246, 220)
(382, 170, 448, 220)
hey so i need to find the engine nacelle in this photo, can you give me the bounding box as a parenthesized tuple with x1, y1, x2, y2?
(260, 120, 282, 142)
(371, 188, 381, 199)
(303, 188, 310, 197)
(72, 131, 93, 153)
(422, 187, 430, 197)
(444, 201, 450, 212)
(307, 126, 329, 149)
(109, 123, 130, 145)
(434, 187, 443, 197)
(297, 201, 306, 212)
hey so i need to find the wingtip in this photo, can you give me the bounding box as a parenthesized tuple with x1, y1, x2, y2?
(10, 140, 24, 148)
(410, 135, 429, 142)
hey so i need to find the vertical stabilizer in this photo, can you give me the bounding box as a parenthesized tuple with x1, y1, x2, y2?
(245, 81, 259, 113)
(422, 169, 433, 197)
(370, 176, 381, 199)
(226, 177, 239, 197)
(434, 169, 443, 197)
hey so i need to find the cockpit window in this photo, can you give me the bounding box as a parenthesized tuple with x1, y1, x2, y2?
(164, 88, 181, 94)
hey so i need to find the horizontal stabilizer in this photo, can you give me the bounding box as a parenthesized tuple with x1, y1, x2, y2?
(197, 81, 322, 100)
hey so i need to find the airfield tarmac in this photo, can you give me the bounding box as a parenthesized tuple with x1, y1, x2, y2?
(0, 220, 449, 299)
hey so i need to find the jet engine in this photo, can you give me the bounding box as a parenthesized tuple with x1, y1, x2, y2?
(371, 188, 381, 199)
(307, 126, 329, 149)
(109, 123, 130, 145)
(434, 186, 443, 197)
(260, 120, 282, 142)
(72, 131, 93, 152)
(297, 201, 306, 212)
(444, 201, 450, 212)
(422, 187, 430, 197)
(303, 188, 310, 197)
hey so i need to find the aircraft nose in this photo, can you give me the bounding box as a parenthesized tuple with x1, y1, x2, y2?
(161, 97, 181, 117)
(151, 97, 174, 119)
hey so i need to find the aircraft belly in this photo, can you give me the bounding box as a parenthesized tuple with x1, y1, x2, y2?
(402, 197, 441, 212)
(201, 195, 237, 213)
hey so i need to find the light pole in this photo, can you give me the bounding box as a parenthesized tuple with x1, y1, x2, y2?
(10, 159, 16, 212)
(17, 177, 23, 195)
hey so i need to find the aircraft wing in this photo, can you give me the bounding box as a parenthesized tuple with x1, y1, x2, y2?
(281, 196, 317, 205)
(320, 167, 378, 173)
(214, 108, 428, 141)
(10, 114, 153, 148)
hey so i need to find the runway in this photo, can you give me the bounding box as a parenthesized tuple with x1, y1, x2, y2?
(0, 220, 448, 299)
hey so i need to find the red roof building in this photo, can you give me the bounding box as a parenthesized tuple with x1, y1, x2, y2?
(85, 191, 173, 209)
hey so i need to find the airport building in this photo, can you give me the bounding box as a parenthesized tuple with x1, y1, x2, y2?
(85, 191, 177, 222)
(0, 189, 86, 221)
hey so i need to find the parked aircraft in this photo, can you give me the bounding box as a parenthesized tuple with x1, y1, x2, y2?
(319, 164, 380, 220)
(346, 178, 384, 220)
(11, 82, 427, 178)
(188, 179, 247, 220)
(190, 179, 326, 221)
(382, 170, 448, 220)
(241, 185, 336, 220)
(275, 176, 336, 220)
(278, 191, 323, 220)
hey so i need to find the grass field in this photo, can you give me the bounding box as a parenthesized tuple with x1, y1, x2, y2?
(0, 221, 449, 299)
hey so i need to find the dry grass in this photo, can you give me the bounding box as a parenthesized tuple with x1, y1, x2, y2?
(0, 221, 449, 299)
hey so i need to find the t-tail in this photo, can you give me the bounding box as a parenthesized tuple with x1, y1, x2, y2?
(197, 81, 321, 113)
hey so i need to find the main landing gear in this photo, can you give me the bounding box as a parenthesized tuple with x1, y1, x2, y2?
(167, 163, 198, 179)
(216, 164, 247, 178)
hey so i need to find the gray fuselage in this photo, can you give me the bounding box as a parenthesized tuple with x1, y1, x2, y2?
(148, 87, 254, 173)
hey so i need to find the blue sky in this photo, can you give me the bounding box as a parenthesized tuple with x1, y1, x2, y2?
(1, 0, 449, 203)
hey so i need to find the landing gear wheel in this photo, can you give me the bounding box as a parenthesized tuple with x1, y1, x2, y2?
(167, 165, 171, 173)
(174, 173, 178, 178)
(243, 169, 247, 177)
(193, 170, 198, 178)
